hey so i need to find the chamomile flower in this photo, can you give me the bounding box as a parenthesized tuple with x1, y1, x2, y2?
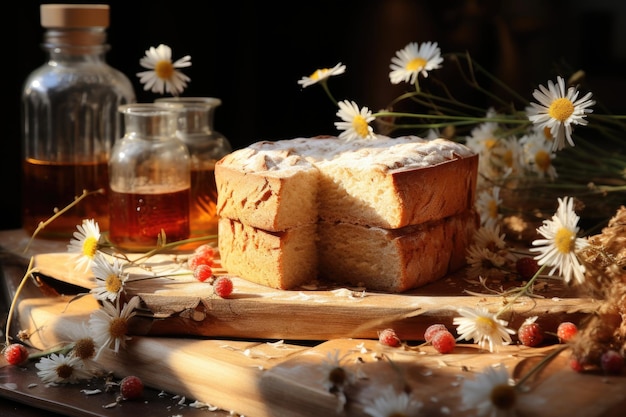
(335, 100, 376, 141)
(529, 196, 588, 285)
(521, 132, 558, 180)
(472, 224, 508, 252)
(89, 296, 141, 359)
(298, 62, 346, 88)
(527, 76, 595, 151)
(362, 386, 422, 417)
(465, 245, 509, 280)
(320, 349, 355, 393)
(460, 364, 517, 417)
(67, 219, 101, 273)
(389, 41, 443, 85)
(90, 252, 128, 302)
(136, 44, 192, 96)
(35, 353, 93, 384)
(476, 187, 503, 229)
(453, 307, 515, 353)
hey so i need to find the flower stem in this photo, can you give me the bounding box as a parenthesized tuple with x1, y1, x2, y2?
(5, 257, 36, 345)
(23, 189, 105, 254)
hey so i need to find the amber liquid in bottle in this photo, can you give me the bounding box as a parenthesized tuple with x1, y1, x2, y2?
(189, 164, 219, 238)
(22, 158, 110, 238)
(108, 187, 190, 251)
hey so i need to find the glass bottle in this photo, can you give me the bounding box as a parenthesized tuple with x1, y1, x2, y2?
(108, 104, 191, 251)
(21, 4, 135, 239)
(155, 97, 232, 240)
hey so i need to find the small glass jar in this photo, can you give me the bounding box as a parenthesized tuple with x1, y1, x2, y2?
(108, 104, 191, 251)
(155, 97, 232, 240)
(21, 4, 135, 238)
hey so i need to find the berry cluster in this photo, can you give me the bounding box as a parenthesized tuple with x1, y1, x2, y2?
(186, 244, 233, 298)
(516, 319, 580, 347)
(424, 324, 456, 354)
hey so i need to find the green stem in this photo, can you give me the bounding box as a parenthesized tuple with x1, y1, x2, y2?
(23, 189, 105, 254)
(496, 264, 547, 318)
(515, 344, 569, 389)
(5, 257, 36, 345)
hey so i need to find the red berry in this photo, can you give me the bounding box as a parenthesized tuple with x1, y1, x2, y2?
(213, 276, 233, 298)
(3, 343, 29, 366)
(120, 375, 144, 400)
(557, 322, 578, 343)
(517, 318, 544, 347)
(431, 330, 456, 354)
(187, 245, 215, 271)
(193, 264, 214, 282)
(516, 257, 540, 281)
(424, 324, 448, 343)
(600, 350, 624, 375)
(569, 355, 585, 372)
(378, 328, 401, 347)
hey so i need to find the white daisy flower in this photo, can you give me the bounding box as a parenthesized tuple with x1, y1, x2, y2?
(527, 76, 595, 151)
(521, 132, 558, 180)
(389, 41, 443, 85)
(453, 307, 515, 352)
(89, 296, 141, 359)
(320, 349, 355, 392)
(67, 219, 101, 273)
(465, 244, 509, 280)
(476, 187, 503, 229)
(362, 386, 422, 417)
(460, 364, 517, 417)
(90, 252, 128, 302)
(136, 44, 192, 96)
(35, 353, 93, 384)
(298, 62, 346, 88)
(529, 196, 589, 285)
(472, 223, 508, 252)
(335, 100, 376, 141)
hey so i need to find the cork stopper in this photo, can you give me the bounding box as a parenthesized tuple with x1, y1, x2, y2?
(40, 4, 110, 28)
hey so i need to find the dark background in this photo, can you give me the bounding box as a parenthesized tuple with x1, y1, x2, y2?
(8, 0, 626, 231)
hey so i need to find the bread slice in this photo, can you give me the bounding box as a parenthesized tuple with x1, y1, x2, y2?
(218, 210, 477, 292)
(218, 217, 318, 290)
(317, 210, 479, 292)
(215, 136, 478, 231)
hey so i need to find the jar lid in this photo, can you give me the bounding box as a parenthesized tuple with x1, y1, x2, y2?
(40, 4, 110, 28)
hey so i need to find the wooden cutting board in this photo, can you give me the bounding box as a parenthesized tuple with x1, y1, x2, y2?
(11, 292, 626, 417)
(0, 229, 598, 342)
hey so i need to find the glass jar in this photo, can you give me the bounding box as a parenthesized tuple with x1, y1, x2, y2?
(155, 97, 232, 240)
(21, 4, 135, 238)
(108, 104, 191, 251)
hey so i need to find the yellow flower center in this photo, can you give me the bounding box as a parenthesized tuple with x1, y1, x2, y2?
(310, 68, 329, 81)
(73, 337, 96, 360)
(109, 317, 129, 339)
(105, 273, 123, 293)
(548, 97, 574, 122)
(534, 150, 551, 172)
(407, 57, 427, 72)
(329, 366, 347, 387)
(56, 364, 74, 379)
(503, 149, 513, 167)
(484, 138, 497, 150)
(554, 227, 575, 254)
(490, 384, 516, 410)
(475, 316, 497, 334)
(543, 126, 553, 140)
(488, 199, 498, 219)
(352, 115, 370, 138)
(82, 237, 98, 259)
(155, 60, 175, 80)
